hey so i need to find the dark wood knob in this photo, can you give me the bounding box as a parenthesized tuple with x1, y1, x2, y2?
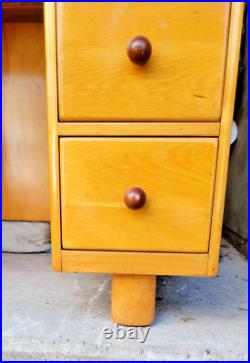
(124, 187, 146, 210)
(127, 36, 152, 65)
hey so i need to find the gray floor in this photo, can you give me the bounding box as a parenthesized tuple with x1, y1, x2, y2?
(3, 240, 248, 361)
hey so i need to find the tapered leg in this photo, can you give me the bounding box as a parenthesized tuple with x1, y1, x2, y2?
(111, 274, 156, 326)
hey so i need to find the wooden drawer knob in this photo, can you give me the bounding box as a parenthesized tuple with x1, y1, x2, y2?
(127, 36, 152, 65)
(124, 187, 146, 209)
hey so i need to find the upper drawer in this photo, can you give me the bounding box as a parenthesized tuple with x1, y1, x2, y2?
(57, 3, 230, 122)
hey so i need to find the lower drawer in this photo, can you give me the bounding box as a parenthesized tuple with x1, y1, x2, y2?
(60, 137, 217, 252)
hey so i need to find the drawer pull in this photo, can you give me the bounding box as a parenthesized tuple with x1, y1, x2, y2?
(124, 187, 146, 209)
(127, 36, 152, 65)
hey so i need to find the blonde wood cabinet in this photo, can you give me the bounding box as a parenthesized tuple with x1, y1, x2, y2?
(44, 2, 244, 326)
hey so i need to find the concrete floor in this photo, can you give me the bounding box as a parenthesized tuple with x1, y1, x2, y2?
(3, 240, 248, 361)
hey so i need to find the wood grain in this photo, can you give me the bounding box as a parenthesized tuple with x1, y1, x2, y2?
(57, 122, 220, 137)
(2, 23, 49, 221)
(208, 2, 244, 276)
(44, 3, 62, 271)
(61, 250, 209, 276)
(2, 2, 43, 22)
(60, 137, 217, 253)
(57, 2, 230, 122)
(112, 274, 156, 326)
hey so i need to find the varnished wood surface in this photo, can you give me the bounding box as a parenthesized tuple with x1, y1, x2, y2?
(43, 2, 244, 280)
(60, 137, 217, 253)
(112, 274, 156, 326)
(2, 23, 49, 221)
(61, 250, 209, 276)
(44, 3, 62, 271)
(57, 122, 220, 137)
(57, 2, 230, 122)
(208, 2, 244, 276)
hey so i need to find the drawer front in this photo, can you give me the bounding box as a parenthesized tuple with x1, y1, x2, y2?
(60, 138, 217, 252)
(57, 3, 230, 122)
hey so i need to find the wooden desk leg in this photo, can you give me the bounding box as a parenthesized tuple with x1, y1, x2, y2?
(111, 274, 156, 326)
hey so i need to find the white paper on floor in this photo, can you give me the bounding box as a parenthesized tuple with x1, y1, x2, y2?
(2, 221, 51, 253)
